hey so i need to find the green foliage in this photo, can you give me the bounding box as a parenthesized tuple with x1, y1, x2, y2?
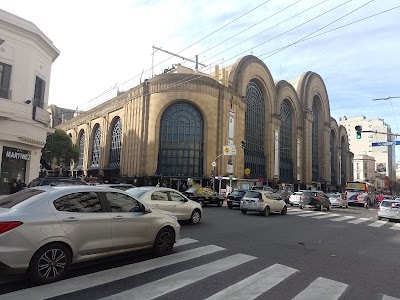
(42, 129, 79, 167)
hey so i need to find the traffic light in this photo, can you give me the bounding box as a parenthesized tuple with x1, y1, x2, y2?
(241, 141, 246, 149)
(355, 125, 362, 139)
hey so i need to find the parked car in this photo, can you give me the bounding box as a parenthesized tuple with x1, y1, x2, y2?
(378, 200, 400, 221)
(227, 190, 246, 209)
(182, 187, 224, 207)
(299, 190, 331, 211)
(327, 193, 348, 208)
(277, 189, 292, 204)
(240, 190, 287, 216)
(0, 186, 180, 284)
(28, 177, 87, 187)
(289, 191, 304, 206)
(125, 187, 202, 224)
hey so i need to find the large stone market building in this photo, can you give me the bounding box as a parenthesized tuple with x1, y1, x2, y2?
(58, 55, 353, 192)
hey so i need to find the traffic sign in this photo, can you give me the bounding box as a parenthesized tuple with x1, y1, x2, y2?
(218, 175, 223, 180)
(244, 168, 251, 175)
(371, 141, 400, 147)
(223, 145, 237, 155)
(211, 161, 217, 167)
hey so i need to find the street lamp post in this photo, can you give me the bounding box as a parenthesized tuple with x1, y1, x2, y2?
(212, 153, 224, 192)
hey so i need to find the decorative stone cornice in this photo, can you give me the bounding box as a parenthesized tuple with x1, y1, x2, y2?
(18, 136, 46, 146)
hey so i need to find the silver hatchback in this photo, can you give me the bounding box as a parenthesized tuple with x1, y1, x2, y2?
(378, 200, 400, 221)
(0, 186, 180, 284)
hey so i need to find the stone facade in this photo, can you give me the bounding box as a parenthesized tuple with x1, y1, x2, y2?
(58, 55, 352, 191)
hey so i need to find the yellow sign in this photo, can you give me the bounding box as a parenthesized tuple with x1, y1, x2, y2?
(244, 168, 251, 175)
(223, 146, 231, 155)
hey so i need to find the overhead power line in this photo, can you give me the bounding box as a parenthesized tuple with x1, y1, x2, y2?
(372, 96, 400, 101)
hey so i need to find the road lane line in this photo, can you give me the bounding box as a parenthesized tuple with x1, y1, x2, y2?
(348, 218, 371, 224)
(368, 220, 388, 228)
(292, 277, 348, 300)
(102, 253, 257, 300)
(204, 263, 298, 300)
(287, 210, 315, 215)
(175, 238, 198, 247)
(330, 216, 355, 222)
(313, 213, 340, 219)
(382, 295, 400, 300)
(0, 245, 225, 300)
(389, 223, 400, 231)
(298, 212, 326, 217)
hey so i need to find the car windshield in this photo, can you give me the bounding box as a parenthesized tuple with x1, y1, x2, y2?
(381, 201, 394, 208)
(303, 191, 317, 197)
(230, 191, 245, 197)
(265, 193, 282, 200)
(125, 188, 147, 198)
(293, 192, 303, 195)
(244, 191, 263, 198)
(185, 187, 198, 193)
(0, 189, 45, 208)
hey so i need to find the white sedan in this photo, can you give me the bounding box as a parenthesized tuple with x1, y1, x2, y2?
(328, 193, 348, 208)
(126, 187, 202, 224)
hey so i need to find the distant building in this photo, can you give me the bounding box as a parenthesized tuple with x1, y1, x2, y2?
(0, 9, 59, 194)
(48, 104, 81, 128)
(353, 154, 375, 182)
(339, 115, 396, 190)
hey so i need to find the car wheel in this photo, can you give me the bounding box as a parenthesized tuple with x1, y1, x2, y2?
(241, 209, 247, 214)
(228, 205, 233, 209)
(319, 204, 323, 211)
(153, 227, 175, 256)
(290, 204, 293, 206)
(299, 205, 303, 209)
(281, 206, 287, 215)
(378, 216, 382, 220)
(190, 209, 201, 224)
(263, 206, 270, 217)
(218, 200, 223, 207)
(28, 243, 71, 285)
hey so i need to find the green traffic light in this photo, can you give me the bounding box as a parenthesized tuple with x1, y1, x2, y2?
(356, 132, 361, 139)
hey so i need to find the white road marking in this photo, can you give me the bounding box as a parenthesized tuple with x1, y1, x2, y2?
(368, 220, 388, 228)
(287, 210, 315, 215)
(330, 216, 355, 222)
(382, 295, 400, 300)
(313, 213, 340, 219)
(0, 245, 225, 300)
(175, 238, 198, 247)
(102, 253, 257, 300)
(292, 277, 348, 300)
(204, 263, 297, 300)
(389, 223, 400, 231)
(348, 218, 371, 224)
(298, 212, 326, 217)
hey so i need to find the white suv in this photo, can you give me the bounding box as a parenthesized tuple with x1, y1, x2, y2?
(240, 190, 287, 216)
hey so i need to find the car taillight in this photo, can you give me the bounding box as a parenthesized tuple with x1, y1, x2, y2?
(300, 196, 304, 199)
(0, 221, 23, 234)
(259, 198, 264, 202)
(315, 197, 320, 200)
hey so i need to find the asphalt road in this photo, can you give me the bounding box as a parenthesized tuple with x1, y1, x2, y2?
(1, 204, 399, 300)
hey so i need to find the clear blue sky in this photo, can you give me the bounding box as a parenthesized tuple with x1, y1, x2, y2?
(3, 0, 400, 158)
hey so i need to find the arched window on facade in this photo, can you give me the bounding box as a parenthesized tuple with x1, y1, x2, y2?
(341, 136, 347, 188)
(280, 100, 293, 183)
(244, 81, 265, 179)
(157, 102, 204, 177)
(77, 131, 85, 169)
(108, 118, 122, 169)
(330, 130, 336, 186)
(91, 125, 101, 169)
(312, 99, 319, 182)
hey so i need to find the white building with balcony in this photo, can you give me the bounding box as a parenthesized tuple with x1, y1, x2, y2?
(0, 9, 59, 194)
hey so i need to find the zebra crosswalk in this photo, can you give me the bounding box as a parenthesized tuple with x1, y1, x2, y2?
(0, 238, 399, 300)
(287, 208, 400, 231)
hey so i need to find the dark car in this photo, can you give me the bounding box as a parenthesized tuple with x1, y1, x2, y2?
(227, 190, 246, 209)
(182, 187, 224, 207)
(299, 190, 331, 211)
(277, 189, 292, 204)
(28, 177, 87, 187)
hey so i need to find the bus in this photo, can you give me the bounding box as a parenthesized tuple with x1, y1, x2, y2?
(344, 181, 376, 206)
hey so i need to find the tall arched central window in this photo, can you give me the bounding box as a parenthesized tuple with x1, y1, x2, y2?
(244, 81, 265, 179)
(108, 118, 122, 168)
(91, 125, 101, 168)
(312, 100, 319, 181)
(157, 102, 204, 177)
(280, 101, 293, 182)
(77, 131, 85, 168)
(330, 131, 336, 186)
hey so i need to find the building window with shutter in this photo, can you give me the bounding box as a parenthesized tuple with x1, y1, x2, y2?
(34, 76, 46, 108)
(0, 62, 12, 99)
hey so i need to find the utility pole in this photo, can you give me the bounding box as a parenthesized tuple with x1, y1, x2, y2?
(151, 46, 207, 77)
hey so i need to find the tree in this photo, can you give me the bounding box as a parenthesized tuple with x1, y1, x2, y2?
(42, 129, 79, 168)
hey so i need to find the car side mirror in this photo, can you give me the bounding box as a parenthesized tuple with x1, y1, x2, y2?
(180, 198, 188, 202)
(139, 202, 151, 213)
